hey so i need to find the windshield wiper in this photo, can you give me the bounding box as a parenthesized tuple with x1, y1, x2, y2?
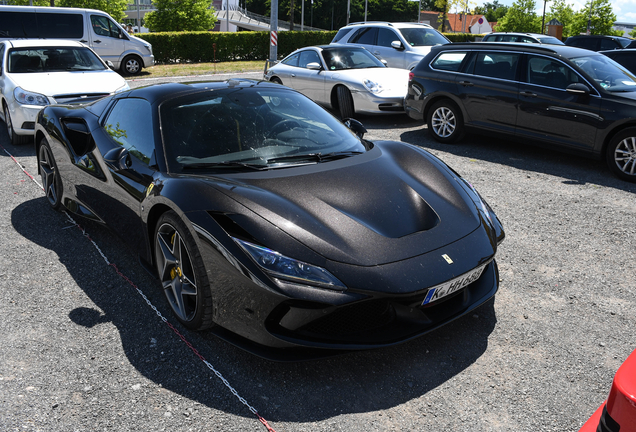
(181, 161, 269, 170)
(266, 151, 363, 165)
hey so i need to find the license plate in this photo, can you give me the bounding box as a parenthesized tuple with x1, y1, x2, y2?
(422, 263, 487, 306)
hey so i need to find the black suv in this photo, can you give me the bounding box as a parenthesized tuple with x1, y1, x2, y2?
(564, 35, 636, 51)
(405, 42, 636, 182)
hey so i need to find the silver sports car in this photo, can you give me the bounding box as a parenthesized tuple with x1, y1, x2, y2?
(264, 45, 409, 119)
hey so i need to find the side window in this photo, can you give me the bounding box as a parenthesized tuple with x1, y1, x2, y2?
(599, 39, 619, 51)
(298, 50, 321, 68)
(519, 36, 539, 44)
(0, 45, 5, 75)
(37, 13, 84, 38)
(351, 27, 377, 45)
(430, 51, 468, 72)
(103, 98, 154, 165)
(282, 53, 299, 67)
(377, 29, 399, 47)
(91, 15, 121, 39)
(526, 56, 579, 90)
(332, 28, 352, 43)
(473, 52, 520, 80)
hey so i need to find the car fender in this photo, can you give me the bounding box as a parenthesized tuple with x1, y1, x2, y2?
(422, 91, 470, 125)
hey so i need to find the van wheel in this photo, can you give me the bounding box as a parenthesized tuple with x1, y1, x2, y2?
(121, 55, 142, 76)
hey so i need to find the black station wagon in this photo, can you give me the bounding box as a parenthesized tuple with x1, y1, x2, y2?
(405, 43, 636, 182)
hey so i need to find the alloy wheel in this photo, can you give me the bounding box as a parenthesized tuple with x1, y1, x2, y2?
(431, 106, 456, 138)
(614, 136, 636, 176)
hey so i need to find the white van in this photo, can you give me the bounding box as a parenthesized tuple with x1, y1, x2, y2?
(0, 5, 154, 75)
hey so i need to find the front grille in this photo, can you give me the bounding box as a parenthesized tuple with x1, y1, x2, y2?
(378, 103, 404, 112)
(299, 299, 395, 336)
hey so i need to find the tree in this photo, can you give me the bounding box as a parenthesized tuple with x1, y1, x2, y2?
(570, 0, 621, 36)
(496, 0, 541, 33)
(6, 0, 53, 5)
(58, 0, 129, 22)
(144, 0, 217, 32)
(545, 0, 575, 38)
(435, 0, 449, 32)
(474, 0, 509, 22)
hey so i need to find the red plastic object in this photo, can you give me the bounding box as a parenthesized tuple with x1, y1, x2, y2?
(579, 348, 636, 432)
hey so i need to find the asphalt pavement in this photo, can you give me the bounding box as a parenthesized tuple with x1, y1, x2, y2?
(1, 78, 635, 431)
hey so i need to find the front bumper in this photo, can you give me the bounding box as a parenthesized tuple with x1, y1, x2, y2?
(351, 89, 406, 115)
(191, 211, 500, 354)
(6, 103, 41, 136)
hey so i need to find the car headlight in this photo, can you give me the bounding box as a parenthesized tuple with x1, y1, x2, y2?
(233, 238, 346, 290)
(363, 79, 383, 94)
(14, 87, 48, 106)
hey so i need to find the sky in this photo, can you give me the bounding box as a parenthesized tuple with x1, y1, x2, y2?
(491, 0, 636, 24)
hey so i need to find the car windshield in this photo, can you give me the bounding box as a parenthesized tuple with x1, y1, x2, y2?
(321, 47, 385, 70)
(160, 86, 367, 172)
(399, 27, 449, 47)
(537, 36, 564, 45)
(8, 47, 106, 73)
(571, 54, 636, 92)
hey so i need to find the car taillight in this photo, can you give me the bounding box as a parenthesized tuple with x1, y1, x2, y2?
(409, 72, 415, 82)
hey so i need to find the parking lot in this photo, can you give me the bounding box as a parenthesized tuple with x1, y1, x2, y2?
(1, 91, 635, 431)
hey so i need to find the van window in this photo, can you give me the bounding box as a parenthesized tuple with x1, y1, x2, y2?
(91, 15, 123, 39)
(37, 13, 84, 38)
(0, 11, 83, 38)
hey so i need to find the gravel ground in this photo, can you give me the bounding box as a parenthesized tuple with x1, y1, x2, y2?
(1, 83, 635, 432)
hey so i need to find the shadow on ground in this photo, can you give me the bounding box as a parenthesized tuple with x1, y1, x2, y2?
(12, 197, 497, 422)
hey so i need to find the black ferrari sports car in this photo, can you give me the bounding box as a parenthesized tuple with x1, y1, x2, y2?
(35, 79, 504, 355)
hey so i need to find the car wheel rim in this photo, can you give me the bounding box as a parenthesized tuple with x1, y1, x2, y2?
(432, 107, 456, 138)
(127, 60, 139, 74)
(615, 136, 636, 176)
(156, 223, 198, 322)
(39, 145, 59, 206)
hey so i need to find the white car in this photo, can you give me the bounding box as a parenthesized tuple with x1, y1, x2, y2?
(331, 22, 450, 70)
(264, 45, 409, 119)
(0, 39, 129, 144)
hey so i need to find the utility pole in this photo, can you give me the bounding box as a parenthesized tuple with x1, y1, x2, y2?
(270, 0, 278, 62)
(587, 0, 592, 35)
(290, 0, 295, 31)
(346, 0, 350, 25)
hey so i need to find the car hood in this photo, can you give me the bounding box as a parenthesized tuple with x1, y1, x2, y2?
(208, 142, 482, 266)
(10, 71, 126, 99)
(330, 67, 409, 91)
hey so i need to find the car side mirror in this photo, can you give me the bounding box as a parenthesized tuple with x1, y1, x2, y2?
(62, 119, 95, 156)
(380, 59, 388, 66)
(104, 147, 132, 171)
(344, 118, 367, 139)
(391, 41, 404, 51)
(306, 62, 322, 71)
(566, 83, 590, 95)
(106, 60, 115, 70)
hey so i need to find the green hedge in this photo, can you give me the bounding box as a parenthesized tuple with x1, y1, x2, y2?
(137, 30, 337, 64)
(136, 30, 481, 64)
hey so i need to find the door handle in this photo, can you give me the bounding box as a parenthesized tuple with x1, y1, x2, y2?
(291, 73, 296, 77)
(80, 39, 88, 43)
(520, 91, 537, 97)
(94, 39, 102, 44)
(458, 80, 473, 87)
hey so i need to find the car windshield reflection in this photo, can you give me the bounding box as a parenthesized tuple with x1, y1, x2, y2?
(321, 47, 386, 70)
(571, 54, 636, 92)
(160, 87, 367, 172)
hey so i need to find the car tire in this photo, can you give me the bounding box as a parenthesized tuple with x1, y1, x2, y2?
(606, 128, 636, 182)
(336, 86, 354, 119)
(154, 211, 214, 330)
(270, 77, 283, 84)
(427, 99, 465, 143)
(38, 138, 64, 210)
(120, 55, 142, 76)
(4, 105, 28, 145)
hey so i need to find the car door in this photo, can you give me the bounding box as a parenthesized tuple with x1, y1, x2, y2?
(88, 14, 126, 64)
(373, 28, 405, 68)
(76, 97, 157, 256)
(456, 50, 521, 135)
(515, 54, 601, 150)
(289, 49, 326, 103)
(347, 27, 378, 56)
